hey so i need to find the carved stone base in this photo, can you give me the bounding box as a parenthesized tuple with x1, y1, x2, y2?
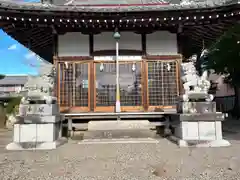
(16, 115, 63, 123)
(170, 113, 230, 147)
(19, 104, 59, 116)
(13, 123, 61, 142)
(177, 102, 216, 114)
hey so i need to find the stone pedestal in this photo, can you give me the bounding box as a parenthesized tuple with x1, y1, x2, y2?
(170, 101, 230, 147)
(177, 102, 216, 114)
(6, 103, 66, 150)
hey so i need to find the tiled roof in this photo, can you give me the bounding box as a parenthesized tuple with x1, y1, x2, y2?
(63, 0, 169, 5)
(0, 0, 238, 12)
(0, 76, 28, 85)
(53, 0, 170, 5)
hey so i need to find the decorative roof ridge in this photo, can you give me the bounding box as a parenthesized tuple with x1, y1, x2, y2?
(0, 0, 238, 12)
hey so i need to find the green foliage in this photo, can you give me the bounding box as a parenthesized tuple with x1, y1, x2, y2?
(5, 97, 22, 115)
(0, 74, 5, 80)
(206, 24, 240, 86)
(204, 24, 240, 117)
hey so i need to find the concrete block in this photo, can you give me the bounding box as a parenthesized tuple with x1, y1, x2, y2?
(215, 121, 223, 140)
(172, 113, 227, 143)
(198, 121, 216, 140)
(181, 121, 199, 140)
(13, 123, 60, 143)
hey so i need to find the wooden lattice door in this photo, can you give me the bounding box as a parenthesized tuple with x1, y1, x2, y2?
(94, 61, 143, 112)
(147, 60, 178, 111)
(58, 62, 90, 112)
(119, 62, 143, 112)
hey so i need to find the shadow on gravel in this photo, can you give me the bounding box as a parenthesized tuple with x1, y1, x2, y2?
(0, 128, 12, 152)
(222, 120, 240, 141)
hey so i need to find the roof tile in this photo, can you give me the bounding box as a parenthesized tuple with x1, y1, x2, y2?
(0, 0, 238, 12)
(0, 76, 28, 85)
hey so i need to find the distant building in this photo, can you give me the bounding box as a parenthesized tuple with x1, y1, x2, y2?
(209, 73, 235, 112)
(0, 75, 28, 98)
(209, 73, 234, 97)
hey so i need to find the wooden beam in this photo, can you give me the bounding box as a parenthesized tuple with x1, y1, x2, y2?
(194, 27, 217, 41)
(31, 38, 53, 49)
(31, 31, 52, 40)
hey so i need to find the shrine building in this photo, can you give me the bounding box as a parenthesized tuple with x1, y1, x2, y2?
(0, 0, 238, 117)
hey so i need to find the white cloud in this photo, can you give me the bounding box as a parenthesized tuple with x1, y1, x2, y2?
(25, 52, 35, 59)
(8, 44, 17, 50)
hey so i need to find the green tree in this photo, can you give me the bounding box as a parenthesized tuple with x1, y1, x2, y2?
(204, 24, 240, 117)
(0, 74, 5, 80)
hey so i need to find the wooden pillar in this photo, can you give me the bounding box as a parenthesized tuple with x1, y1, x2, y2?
(89, 34, 94, 56)
(177, 24, 183, 55)
(176, 31, 183, 96)
(177, 33, 183, 55)
(53, 34, 58, 57)
(53, 33, 59, 100)
(89, 61, 94, 111)
(142, 60, 148, 111)
(89, 34, 94, 111)
(141, 33, 146, 56)
(142, 33, 148, 111)
(27, 39, 31, 49)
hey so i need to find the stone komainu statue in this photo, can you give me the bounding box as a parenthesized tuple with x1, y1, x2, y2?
(20, 62, 57, 105)
(180, 54, 213, 102)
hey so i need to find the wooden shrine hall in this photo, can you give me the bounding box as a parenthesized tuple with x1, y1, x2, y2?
(0, 0, 238, 117)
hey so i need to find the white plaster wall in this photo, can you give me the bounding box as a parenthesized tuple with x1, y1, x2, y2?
(146, 31, 178, 55)
(58, 31, 177, 56)
(94, 32, 141, 51)
(58, 32, 89, 56)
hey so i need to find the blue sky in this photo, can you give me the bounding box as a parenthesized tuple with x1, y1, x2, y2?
(0, 0, 41, 76)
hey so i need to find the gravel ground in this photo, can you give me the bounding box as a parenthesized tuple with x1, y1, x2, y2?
(0, 126, 240, 180)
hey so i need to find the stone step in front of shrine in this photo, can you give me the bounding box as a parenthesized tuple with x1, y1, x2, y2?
(71, 129, 162, 144)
